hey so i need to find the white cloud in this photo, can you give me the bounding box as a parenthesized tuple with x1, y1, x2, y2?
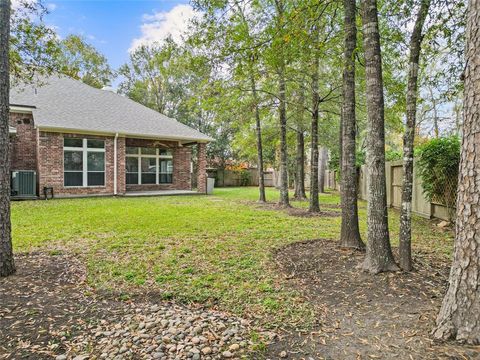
(46, 2, 57, 11)
(129, 4, 197, 52)
(11, 0, 56, 11)
(11, 0, 37, 11)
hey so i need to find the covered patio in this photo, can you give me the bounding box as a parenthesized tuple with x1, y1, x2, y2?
(123, 189, 200, 197)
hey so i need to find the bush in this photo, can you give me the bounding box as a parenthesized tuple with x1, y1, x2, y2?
(238, 169, 251, 186)
(416, 136, 460, 215)
(385, 149, 402, 162)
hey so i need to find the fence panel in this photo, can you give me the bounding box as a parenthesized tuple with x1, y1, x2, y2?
(355, 160, 457, 220)
(391, 164, 403, 209)
(208, 168, 276, 187)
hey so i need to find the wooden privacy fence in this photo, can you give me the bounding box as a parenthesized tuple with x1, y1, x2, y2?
(207, 168, 275, 187)
(322, 161, 454, 221)
(356, 160, 454, 221)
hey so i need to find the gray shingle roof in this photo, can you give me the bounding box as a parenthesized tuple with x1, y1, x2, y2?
(10, 76, 212, 142)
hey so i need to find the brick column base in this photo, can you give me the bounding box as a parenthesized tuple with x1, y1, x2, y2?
(197, 143, 207, 193)
(116, 137, 126, 195)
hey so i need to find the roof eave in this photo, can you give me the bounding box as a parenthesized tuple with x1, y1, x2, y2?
(10, 104, 35, 114)
(37, 126, 213, 143)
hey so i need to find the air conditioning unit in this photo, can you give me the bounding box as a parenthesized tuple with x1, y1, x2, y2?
(11, 171, 37, 197)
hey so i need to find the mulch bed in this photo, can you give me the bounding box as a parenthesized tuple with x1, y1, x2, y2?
(0, 252, 128, 359)
(266, 239, 480, 360)
(0, 252, 97, 358)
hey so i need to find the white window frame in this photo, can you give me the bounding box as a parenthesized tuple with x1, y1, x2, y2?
(125, 147, 173, 185)
(64, 138, 106, 187)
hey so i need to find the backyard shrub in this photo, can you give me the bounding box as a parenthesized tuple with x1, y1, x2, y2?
(385, 149, 402, 162)
(239, 169, 251, 186)
(416, 136, 460, 216)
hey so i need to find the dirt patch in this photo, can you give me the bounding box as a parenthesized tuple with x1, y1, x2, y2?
(267, 239, 480, 359)
(0, 252, 99, 358)
(318, 203, 341, 209)
(285, 207, 339, 218)
(248, 201, 340, 218)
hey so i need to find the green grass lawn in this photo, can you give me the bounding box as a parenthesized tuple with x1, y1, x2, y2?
(11, 187, 454, 328)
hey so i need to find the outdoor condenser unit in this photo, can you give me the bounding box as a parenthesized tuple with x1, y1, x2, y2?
(11, 170, 37, 197)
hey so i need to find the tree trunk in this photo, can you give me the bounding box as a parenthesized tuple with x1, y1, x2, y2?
(293, 130, 307, 200)
(433, 0, 480, 343)
(399, 0, 430, 271)
(318, 146, 327, 194)
(250, 72, 266, 203)
(309, 58, 320, 213)
(359, 0, 398, 273)
(0, 0, 14, 278)
(454, 99, 462, 136)
(338, 115, 343, 180)
(274, 0, 289, 207)
(429, 86, 440, 138)
(293, 84, 307, 201)
(278, 68, 290, 206)
(340, 0, 364, 250)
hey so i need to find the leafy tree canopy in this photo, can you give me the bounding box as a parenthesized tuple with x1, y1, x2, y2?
(58, 35, 113, 88)
(10, 1, 113, 88)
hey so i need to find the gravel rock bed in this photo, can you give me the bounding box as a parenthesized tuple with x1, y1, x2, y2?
(0, 253, 260, 359)
(64, 303, 253, 359)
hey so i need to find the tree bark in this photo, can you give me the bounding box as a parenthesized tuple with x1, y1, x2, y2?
(278, 69, 290, 207)
(399, 0, 430, 271)
(250, 72, 266, 203)
(360, 0, 398, 273)
(433, 0, 480, 343)
(318, 146, 327, 194)
(309, 58, 320, 213)
(454, 99, 462, 136)
(340, 0, 365, 250)
(428, 86, 440, 138)
(275, 0, 289, 207)
(293, 129, 307, 200)
(0, 0, 15, 278)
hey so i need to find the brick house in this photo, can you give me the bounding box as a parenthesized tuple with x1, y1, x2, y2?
(9, 76, 212, 198)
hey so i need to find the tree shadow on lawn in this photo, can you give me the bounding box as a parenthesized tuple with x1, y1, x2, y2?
(266, 239, 480, 359)
(247, 201, 341, 218)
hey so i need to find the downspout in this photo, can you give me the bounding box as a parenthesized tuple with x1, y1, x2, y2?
(114, 133, 118, 195)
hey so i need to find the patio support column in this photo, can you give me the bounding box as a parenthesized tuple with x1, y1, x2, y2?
(197, 142, 207, 194)
(116, 137, 126, 195)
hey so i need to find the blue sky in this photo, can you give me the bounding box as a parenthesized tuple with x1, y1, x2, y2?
(42, 0, 194, 69)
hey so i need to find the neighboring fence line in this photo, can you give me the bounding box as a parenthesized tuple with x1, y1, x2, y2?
(317, 162, 454, 221)
(208, 162, 454, 221)
(207, 168, 275, 188)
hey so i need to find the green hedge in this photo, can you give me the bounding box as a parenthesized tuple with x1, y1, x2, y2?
(416, 136, 460, 209)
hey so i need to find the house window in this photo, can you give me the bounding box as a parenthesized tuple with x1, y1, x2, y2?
(125, 147, 173, 185)
(64, 138, 105, 187)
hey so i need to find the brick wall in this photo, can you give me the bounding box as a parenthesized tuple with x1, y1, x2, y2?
(124, 138, 192, 192)
(37, 132, 115, 197)
(9, 112, 36, 171)
(117, 137, 126, 194)
(34, 132, 194, 198)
